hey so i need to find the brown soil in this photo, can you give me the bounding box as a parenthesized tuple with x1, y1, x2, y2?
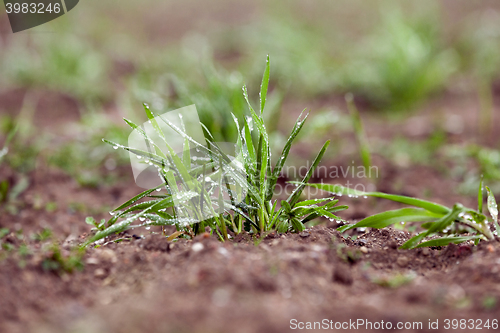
(2, 214, 500, 333)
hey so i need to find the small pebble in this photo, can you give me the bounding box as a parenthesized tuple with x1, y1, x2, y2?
(421, 248, 430, 256)
(98, 249, 117, 264)
(299, 232, 310, 238)
(94, 268, 107, 278)
(86, 257, 100, 265)
(333, 267, 353, 285)
(397, 256, 409, 267)
(360, 246, 368, 254)
(192, 242, 204, 252)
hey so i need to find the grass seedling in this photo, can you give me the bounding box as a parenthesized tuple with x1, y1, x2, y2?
(299, 181, 498, 249)
(83, 57, 347, 246)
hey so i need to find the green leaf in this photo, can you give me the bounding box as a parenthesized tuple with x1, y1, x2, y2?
(85, 217, 96, 227)
(260, 55, 270, 115)
(287, 140, 330, 207)
(399, 205, 464, 249)
(119, 198, 174, 215)
(143, 103, 167, 144)
(103, 139, 165, 167)
(291, 217, 305, 232)
(82, 197, 171, 247)
(426, 204, 463, 234)
(122, 118, 167, 159)
(414, 236, 483, 248)
(243, 118, 256, 168)
(295, 197, 336, 207)
(485, 186, 499, 235)
(297, 183, 450, 215)
(266, 111, 308, 201)
(478, 175, 484, 213)
(112, 184, 164, 212)
(399, 232, 427, 249)
(337, 208, 441, 232)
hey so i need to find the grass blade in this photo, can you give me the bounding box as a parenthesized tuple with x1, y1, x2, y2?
(287, 140, 330, 207)
(266, 111, 308, 200)
(112, 184, 165, 212)
(297, 183, 450, 215)
(260, 55, 270, 115)
(478, 175, 484, 213)
(337, 208, 441, 232)
(414, 236, 483, 248)
(485, 186, 500, 235)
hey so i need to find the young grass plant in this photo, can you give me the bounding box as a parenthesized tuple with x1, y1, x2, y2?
(83, 57, 346, 246)
(299, 180, 498, 249)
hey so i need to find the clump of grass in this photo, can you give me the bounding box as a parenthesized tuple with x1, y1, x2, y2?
(301, 178, 498, 249)
(83, 57, 347, 246)
(41, 243, 85, 274)
(339, 7, 458, 110)
(372, 272, 416, 288)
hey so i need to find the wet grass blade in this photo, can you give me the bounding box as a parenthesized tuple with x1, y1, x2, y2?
(399, 206, 463, 249)
(287, 140, 330, 207)
(414, 235, 483, 248)
(295, 197, 336, 207)
(82, 198, 171, 247)
(260, 55, 270, 115)
(298, 183, 450, 215)
(119, 198, 174, 215)
(112, 184, 165, 212)
(485, 186, 500, 235)
(478, 175, 484, 213)
(122, 118, 167, 159)
(103, 139, 164, 166)
(337, 208, 441, 232)
(399, 232, 427, 250)
(266, 111, 308, 200)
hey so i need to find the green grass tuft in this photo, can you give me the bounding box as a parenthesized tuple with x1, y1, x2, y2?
(83, 57, 346, 246)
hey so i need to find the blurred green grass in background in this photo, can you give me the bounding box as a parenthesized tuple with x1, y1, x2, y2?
(0, 0, 499, 193)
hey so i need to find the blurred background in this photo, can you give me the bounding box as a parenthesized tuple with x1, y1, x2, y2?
(1, 0, 500, 215)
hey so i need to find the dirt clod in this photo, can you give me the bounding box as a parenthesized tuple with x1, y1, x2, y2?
(94, 268, 107, 278)
(397, 256, 409, 267)
(333, 266, 353, 285)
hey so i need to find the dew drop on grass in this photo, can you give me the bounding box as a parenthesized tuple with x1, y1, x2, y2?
(113, 146, 119, 150)
(145, 227, 151, 230)
(109, 211, 115, 216)
(205, 176, 212, 182)
(363, 196, 368, 199)
(156, 188, 162, 192)
(144, 159, 150, 163)
(137, 155, 142, 159)
(139, 217, 145, 222)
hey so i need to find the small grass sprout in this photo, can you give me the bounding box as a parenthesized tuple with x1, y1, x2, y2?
(83, 57, 347, 246)
(299, 179, 498, 249)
